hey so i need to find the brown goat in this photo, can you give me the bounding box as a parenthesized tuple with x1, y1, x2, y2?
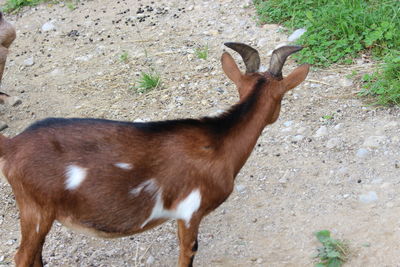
(0, 43, 309, 267)
(0, 11, 16, 103)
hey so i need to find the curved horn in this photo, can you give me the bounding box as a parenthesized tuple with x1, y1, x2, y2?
(268, 45, 303, 78)
(224, 42, 260, 73)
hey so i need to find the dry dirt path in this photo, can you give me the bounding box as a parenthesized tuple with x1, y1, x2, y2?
(0, 0, 399, 266)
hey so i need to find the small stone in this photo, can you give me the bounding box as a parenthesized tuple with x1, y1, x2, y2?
(339, 78, 353, 87)
(359, 191, 378, 204)
(356, 148, 369, 158)
(292, 134, 304, 142)
(0, 255, 4, 262)
(23, 57, 34, 66)
(235, 184, 246, 194)
(315, 126, 328, 137)
(5, 96, 22, 107)
(279, 177, 288, 184)
(283, 121, 293, 127)
(288, 28, 306, 42)
(326, 138, 341, 149)
(41, 21, 56, 32)
(363, 136, 386, 149)
(257, 38, 268, 47)
(256, 258, 263, 264)
(386, 202, 394, 208)
(0, 121, 7, 131)
(146, 255, 155, 265)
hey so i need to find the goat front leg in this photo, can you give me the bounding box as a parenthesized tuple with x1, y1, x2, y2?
(177, 219, 201, 267)
(14, 205, 54, 267)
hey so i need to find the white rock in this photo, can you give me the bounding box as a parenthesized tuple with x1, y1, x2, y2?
(235, 184, 246, 194)
(5, 96, 22, 107)
(23, 57, 34, 66)
(363, 136, 386, 149)
(41, 21, 56, 32)
(326, 138, 341, 149)
(0, 255, 4, 262)
(146, 255, 155, 265)
(292, 134, 304, 142)
(315, 126, 328, 137)
(75, 54, 93, 62)
(283, 121, 293, 127)
(334, 123, 343, 130)
(356, 148, 369, 158)
(359, 191, 378, 204)
(288, 28, 306, 42)
(257, 38, 269, 47)
(0, 121, 7, 131)
(339, 78, 353, 87)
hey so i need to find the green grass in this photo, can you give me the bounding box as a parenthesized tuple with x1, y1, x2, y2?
(360, 52, 400, 105)
(254, 0, 400, 105)
(2, 0, 48, 12)
(314, 230, 349, 267)
(135, 71, 161, 93)
(195, 45, 209, 60)
(119, 51, 129, 63)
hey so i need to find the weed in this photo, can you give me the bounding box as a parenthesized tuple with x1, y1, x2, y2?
(2, 0, 48, 12)
(314, 230, 349, 267)
(253, 0, 400, 105)
(360, 52, 400, 105)
(119, 51, 129, 63)
(195, 45, 208, 60)
(66, 2, 76, 11)
(135, 71, 161, 93)
(322, 115, 334, 120)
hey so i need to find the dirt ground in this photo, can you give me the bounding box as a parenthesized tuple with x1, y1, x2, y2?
(0, 0, 400, 266)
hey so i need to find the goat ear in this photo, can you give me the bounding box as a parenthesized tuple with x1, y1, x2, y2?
(221, 52, 243, 87)
(282, 64, 310, 92)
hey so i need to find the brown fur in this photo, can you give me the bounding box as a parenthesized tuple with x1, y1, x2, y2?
(0, 45, 309, 267)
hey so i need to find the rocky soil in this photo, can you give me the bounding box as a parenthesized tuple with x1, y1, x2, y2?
(0, 0, 399, 266)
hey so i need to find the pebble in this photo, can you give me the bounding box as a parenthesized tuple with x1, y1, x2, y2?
(359, 191, 378, 204)
(326, 137, 341, 149)
(339, 78, 353, 87)
(283, 121, 293, 127)
(0, 255, 4, 262)
(257, 37, 268, 47)
(292, 134, 304, 142)
(0, 121, 7, 131)
(363, 136, 386, 149)
(235, 184, 246, 194)
(5, 96, 22, 107)
(41, 21, 56, 32)
(314, 126, 328, 137)
(146, 255, 155, 265)
(23, 57, 34, 66)
(288, 28, 306, 42)
(356, 148, 369, 158)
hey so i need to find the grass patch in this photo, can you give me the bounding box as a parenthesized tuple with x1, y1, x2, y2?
(254, 0, 400, 105)
(2, 0, 48, 12)
(314, 230, 349, 267)
(135, 71, 161, 93)
(360, 52, 400, 105)
(195, 45, 209, 60)
(119, 51, 129, 63)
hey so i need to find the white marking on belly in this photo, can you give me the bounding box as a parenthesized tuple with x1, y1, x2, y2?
(65, 165, 87, 190)
(130, 179, 158, 197)
(114, 162, 133, 170)
(141, 189, 202, 228)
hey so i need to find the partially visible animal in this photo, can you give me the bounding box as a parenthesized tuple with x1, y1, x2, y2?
(0, 11, 16, 103)
(0, 42, 309, 267)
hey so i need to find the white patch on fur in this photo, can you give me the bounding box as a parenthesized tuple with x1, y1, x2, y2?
(141, 189, 202, 228)
(36, 224, 40, 233)
(114, 162, 133, 170)
(65, 165, 87, 190)
(130, 179, 157, 197)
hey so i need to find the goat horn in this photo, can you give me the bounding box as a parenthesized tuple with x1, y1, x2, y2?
(268, 45, 303, 78)
(224, 42, 260, 73)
